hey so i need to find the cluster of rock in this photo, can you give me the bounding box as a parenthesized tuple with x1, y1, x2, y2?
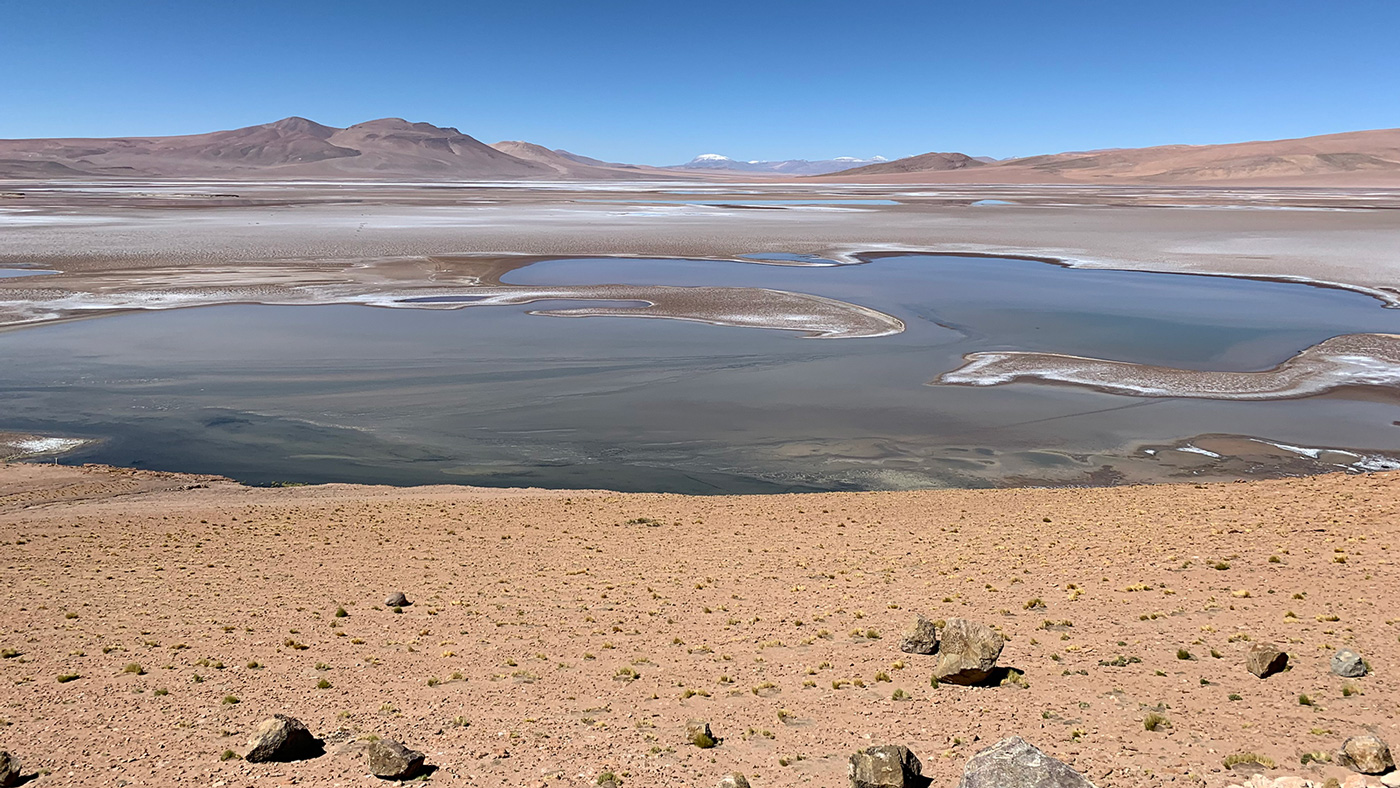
(847, 737, 1097, 788)
(243, 714, 426, 780)
(899, 615, 1006, 685)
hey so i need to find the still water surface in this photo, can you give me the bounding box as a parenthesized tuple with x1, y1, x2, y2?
(2, 255, 1397, 491)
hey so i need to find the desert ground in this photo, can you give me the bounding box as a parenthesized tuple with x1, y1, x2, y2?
(0, 462, 1396, 787)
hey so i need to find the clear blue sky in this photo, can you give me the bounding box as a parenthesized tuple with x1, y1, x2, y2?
(3, 0, 1398, 164)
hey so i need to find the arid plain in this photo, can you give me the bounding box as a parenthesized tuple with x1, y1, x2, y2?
(1, 462, 1397, 787)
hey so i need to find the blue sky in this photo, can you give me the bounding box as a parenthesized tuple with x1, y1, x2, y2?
(3, 1, 1398, 164)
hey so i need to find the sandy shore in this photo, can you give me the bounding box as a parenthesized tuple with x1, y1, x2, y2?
(2, 462, 1397, 787)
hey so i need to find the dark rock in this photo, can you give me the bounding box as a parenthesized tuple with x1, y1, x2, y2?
(899, 616, 939, 655)
(1245, 642, 1288, 678)
(686, 719, 717, 748)
(1332, 649, 1367, 678)
(367, 738, 426, 780)
(933, 618, 1004, 685)
(385, 592, 410, 607)
(1337, 734, 1394, 775)
(244, 714, 321, 762)
(715, 774, 752, 788)
(959, 737, 1096, 788)
(0, 751, 19, 788)
(849, 744, 923, 788)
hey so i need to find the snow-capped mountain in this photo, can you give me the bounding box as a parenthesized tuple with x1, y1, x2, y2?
(668, 153, 890, 176)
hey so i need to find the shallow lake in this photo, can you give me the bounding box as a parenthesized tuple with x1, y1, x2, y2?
(2, 254, 1398, 492)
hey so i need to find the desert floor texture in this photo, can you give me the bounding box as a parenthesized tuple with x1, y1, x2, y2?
(1, 462, 1396, 787)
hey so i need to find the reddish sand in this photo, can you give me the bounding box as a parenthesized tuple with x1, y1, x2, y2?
(1, 463, 1398, 786)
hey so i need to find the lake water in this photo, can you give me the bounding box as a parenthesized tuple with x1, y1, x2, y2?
(2, 254, 1398, 492)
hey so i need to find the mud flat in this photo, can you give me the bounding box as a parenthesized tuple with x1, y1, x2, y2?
(937, 333, 1400, 400)
(1, 462, 1397, 787)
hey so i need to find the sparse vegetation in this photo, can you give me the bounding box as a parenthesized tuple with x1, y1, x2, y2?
(1224, 752, 1276, 770)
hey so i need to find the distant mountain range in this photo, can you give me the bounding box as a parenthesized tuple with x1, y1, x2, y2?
(0, 117, 673, 180)
(666, 153, 890, 176)
(2, 117, 1399, 185)
(824, 128, 1400, 186)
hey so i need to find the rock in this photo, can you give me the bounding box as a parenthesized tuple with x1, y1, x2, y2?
(959, 737, 1097, 788)
(1332, 649, 1368, 678)
(899, 615, 939, 655)
(1246, 642, 1289, 678)
(849, 744, 923, 788)
(686, 719, 717, 748)
(385, 591, 410, 607)
(933, 618, 1004, 685)
(1381, 772, 1400, 787)
(367, 738, 426, 780)
(716, 774, 752, 788)
(244, 714, 321, 763)
(0, 751, 19, 788)
(1337, 735, 1394, 775)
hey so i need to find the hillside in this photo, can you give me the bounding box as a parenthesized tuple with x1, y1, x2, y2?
(0, 118, 563, 180)
(823, 128, 1400, 185)
(489, 140, 676, 179)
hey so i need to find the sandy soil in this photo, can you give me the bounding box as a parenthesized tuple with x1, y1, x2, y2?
(2, 462, 1397, 787)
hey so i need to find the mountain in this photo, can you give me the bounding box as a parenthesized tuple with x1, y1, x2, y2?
(489, 140, 676, 179)
(667, 153, 890, 176)
(0, 117, 560, 180)
(827, 152, 985, 176)
(821, 128, 1400, 185)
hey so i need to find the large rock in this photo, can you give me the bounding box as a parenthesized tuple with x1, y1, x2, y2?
(899, 616, 939, 655)
(385, 591, 410, 607)
(715, 774, 752, 788)
(1245, 642, 1289, 679)
(367, 738, 426, 780)
(1332, 649, 1368, 678)
(959, 737, 1097, 788)
(849, 744, 923, 788)
(244, 714, 321, 763)
(0, 751, 19, 788)
(1337, 734, 1394, 775)
(933, 618, 1004, 685)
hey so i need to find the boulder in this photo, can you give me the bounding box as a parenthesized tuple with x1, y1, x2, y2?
(244, 714, 321, 762)
(899, 616, 939, 655)
(1332, 649, 1367, 678)
(686, 719, 717, 748)
(933, 618, 1004, 685)
(716, 774, 752, 788)
(849, 744, 923, 788)
(367, 738, 426, 780)
(385, 592, 410, 607)
(1337, 734, 1394, 775)
(1246, 642, 1289, 679)
(0, 751, 19, 788)
(959, 737, 1097, 788)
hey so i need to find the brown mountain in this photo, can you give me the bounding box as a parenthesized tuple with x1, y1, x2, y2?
(823, 128, 1400, 185)
(489, 140, 675, 179)
(823, 151, 985, 176)
(0, 117, 559, 180)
